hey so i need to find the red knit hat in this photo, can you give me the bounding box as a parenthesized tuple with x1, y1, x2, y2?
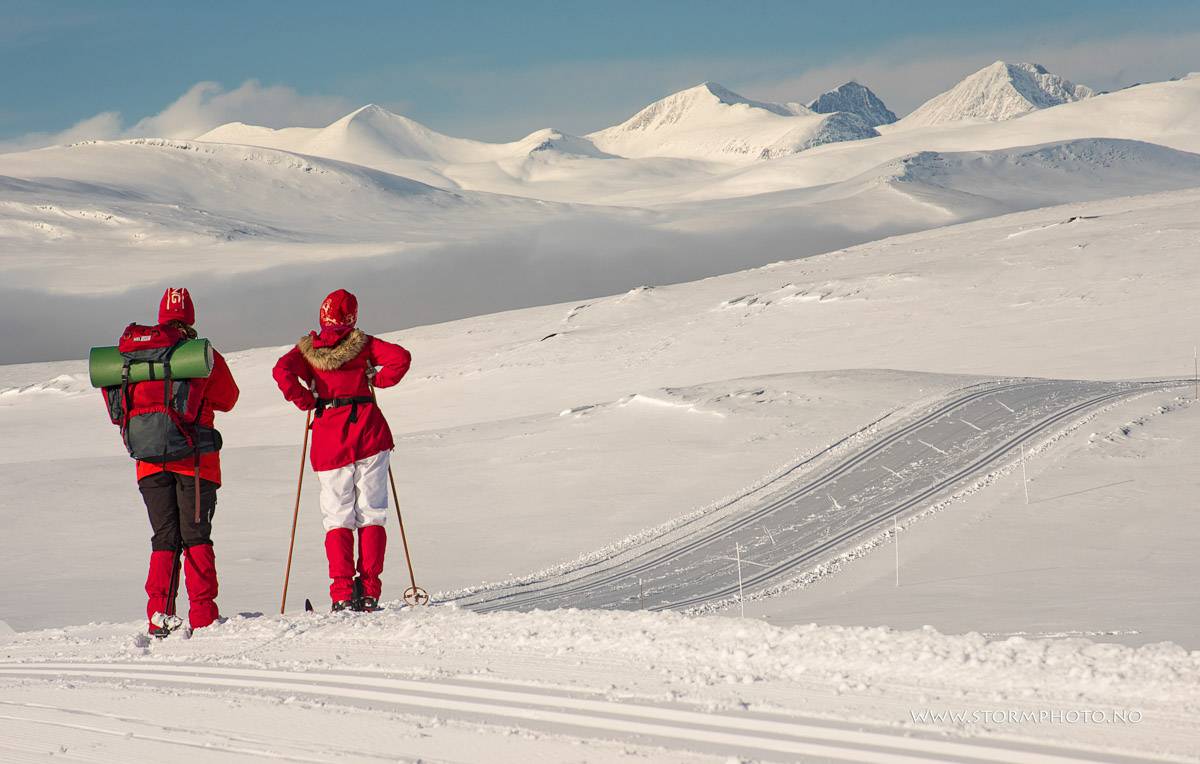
(159, 287, 195, 326)
(319, 289, 358, 328)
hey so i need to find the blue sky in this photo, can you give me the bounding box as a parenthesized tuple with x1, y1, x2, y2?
(3, 0, 1199, 145)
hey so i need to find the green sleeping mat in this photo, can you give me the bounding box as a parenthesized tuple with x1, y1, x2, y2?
(89, 339, 214, 388)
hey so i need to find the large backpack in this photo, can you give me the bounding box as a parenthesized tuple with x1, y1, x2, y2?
(103, 323, 223, 464)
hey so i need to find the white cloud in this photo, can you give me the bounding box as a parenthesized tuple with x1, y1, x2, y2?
(0, 80, 353, 153)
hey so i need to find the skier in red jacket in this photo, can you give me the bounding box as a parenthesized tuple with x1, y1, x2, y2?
(122, 288, 240, 635)
(272, 289, 412, 611)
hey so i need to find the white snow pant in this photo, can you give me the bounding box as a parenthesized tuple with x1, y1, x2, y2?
(317, 450, 390, 531)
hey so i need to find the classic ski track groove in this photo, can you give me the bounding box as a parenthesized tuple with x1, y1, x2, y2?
(463, 379, 1181, 613)
(0, 709, 337, 763)
(0, 662, 1158, 764)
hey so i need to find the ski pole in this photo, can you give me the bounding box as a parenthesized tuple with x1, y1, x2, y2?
(386, 460, 428, 606)
(369, 381, 429, 606)
(280, 409, 313, 614)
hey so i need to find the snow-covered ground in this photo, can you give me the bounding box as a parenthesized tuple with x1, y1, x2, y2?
(2, 607, 1197, 762)
(3, 185, 1199, 759)
(3, 59, 1199, 761)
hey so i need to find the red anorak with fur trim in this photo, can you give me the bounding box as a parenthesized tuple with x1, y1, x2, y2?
(272, 328, 411, 471)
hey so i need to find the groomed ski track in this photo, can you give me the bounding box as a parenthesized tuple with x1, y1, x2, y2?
(0, 662, 1169, 764)
(452, 378, 1186, 615)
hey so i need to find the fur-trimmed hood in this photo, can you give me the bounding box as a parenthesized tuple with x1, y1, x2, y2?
(297, 328, 368, 371)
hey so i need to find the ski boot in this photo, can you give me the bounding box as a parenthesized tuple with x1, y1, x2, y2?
(350, 577, 366, 612)
(358, 596, 380, 612)
(150, 612, 185, 639)
(331, 600, 355, 612)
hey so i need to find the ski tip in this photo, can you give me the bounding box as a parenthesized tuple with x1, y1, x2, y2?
(304, 598, 314, 613)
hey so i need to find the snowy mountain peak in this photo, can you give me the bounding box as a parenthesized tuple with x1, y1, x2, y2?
(513, 128, 611, 158)
(807, 81, 898, 127)
(598, 82, 800, 137)
(583, 82, 882, 162)
(692, 81, 800, 116)
(347, 103, 387, 116)
(900, 61, 1094, 127)
(331, 103, 428, 133)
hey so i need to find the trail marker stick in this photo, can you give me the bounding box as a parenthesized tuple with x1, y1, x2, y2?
(894, 515, 899, 587)
(717, 544, 768, 618)
(1020, 442, 1030, 505)
(736, 544, 744, 617)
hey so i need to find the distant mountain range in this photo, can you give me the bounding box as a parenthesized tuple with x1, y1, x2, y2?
(196, 61, 1106, 168)
(3, 61, 1199, 357)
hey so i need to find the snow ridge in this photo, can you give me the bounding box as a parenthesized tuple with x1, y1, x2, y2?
(807, 81, 898, 127)
(759, 111, 878, 159)
(901, 61, 1094, 127)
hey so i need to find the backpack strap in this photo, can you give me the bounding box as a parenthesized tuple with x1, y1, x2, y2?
(118, 359, 134, 429)
(161, 357, 174, 464)
(193, 452, 202, 525)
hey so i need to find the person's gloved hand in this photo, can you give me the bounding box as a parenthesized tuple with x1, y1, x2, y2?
(294, 390, 316, 411)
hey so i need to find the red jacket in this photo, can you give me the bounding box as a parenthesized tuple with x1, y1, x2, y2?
(133, 350, 240, 485)
(272, 328, 411, 471)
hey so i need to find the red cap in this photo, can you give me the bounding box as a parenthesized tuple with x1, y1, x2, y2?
(158, 287, 195, 326)
(319, 289, 358, 328)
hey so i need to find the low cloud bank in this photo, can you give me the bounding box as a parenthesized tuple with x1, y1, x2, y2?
(0, 215, 908, 365)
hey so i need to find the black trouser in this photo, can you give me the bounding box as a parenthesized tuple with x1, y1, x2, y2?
(138, 471, 218, 551)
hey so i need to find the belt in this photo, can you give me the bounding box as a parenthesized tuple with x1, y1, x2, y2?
(314, 396, 374, 423)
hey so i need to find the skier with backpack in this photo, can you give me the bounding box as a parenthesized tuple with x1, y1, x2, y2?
(271, 289, 412, 612)
(100, 287, 239, 636)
